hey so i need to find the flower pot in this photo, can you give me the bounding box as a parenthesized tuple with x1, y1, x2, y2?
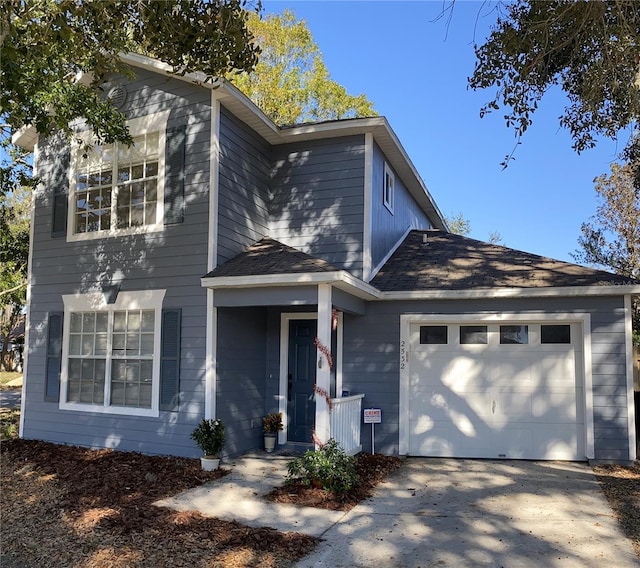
(200, 456, 220, 471)
(264, 433, 277, 453)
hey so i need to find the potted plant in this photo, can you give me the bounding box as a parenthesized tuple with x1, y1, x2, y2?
(191, 418, 225, 470)
(262, 412, 283, 453)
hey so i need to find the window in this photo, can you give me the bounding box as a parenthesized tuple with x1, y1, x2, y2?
(460, 325, 488, 345)
(420, 325, 448, 344)
(61, 290, 165, 416)
(383, 162, 394, 213)
(69, 111, 170, 241)
(500, 325, 529, 345)
(541, 324, 571, 344)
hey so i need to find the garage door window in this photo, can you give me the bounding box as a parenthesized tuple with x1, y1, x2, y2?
(541, 324, 571, 344)
(500, 325, 528, 344)
(420, 325, 447, 344)
(460, 325, 488, 344)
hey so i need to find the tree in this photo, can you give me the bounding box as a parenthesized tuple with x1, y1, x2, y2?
(0, 182, 30, 371)
(1, 0, 260, 148)
(572, 162, 639, 342)
(231, 10, 376, 125)
(445, 212, 472, 236)
(468, 0, 640, 172)
(572, 162, 639, 279)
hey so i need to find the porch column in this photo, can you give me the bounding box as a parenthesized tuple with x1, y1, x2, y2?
(315, 283, 332, 446)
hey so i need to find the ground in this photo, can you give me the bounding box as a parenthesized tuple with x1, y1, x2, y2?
(1, 402, 638, 566)
(594, 463, 640, 558)
(0, 436, 400, 568)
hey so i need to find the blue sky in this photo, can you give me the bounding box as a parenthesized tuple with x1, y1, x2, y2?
(261, 0, 625, 264)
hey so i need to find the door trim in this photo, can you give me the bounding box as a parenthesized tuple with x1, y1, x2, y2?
(279, 312, 343, 445)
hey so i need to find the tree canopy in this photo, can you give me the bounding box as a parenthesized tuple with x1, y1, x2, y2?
(231, 9, 376, 125)
(1, 0, 260, 145)
(469, 0, 640, 171)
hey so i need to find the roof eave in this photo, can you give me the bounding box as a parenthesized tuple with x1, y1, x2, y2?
(380, 284, 640, 301)
(200, 270, 380, 301)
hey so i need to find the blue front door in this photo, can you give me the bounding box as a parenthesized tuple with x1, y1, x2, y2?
(287, 319, 317, 443)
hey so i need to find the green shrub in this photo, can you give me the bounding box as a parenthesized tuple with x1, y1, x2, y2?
(286, 438, 359, 493)
(190, 418, 225, 457)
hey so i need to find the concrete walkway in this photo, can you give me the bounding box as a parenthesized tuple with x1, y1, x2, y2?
(156, 456, 639, 567)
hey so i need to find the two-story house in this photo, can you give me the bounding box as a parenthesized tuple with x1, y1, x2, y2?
(16, 53, 639, 463)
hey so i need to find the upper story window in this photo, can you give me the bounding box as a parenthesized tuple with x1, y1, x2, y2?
(383, 162, 395, 213)
(68, 111, 170, 241)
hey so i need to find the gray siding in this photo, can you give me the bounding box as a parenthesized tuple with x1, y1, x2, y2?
(216, 307, 267, 456)
(217, 106, 271, 264)
(24, 68, 212, 458)
(343, 296, 631, 460)
(370, 142, 431, 272)
(270, 136, 365, 277)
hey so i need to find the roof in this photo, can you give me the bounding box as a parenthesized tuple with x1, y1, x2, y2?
(371, 230, 638, 292)
(203, 237, 340, 279)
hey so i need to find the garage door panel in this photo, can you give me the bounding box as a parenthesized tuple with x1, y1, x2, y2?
(408, 320, 583, 461)
(408, 386, 493, 421)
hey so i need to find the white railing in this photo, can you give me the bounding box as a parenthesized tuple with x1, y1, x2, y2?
(330, 394, 365, 456)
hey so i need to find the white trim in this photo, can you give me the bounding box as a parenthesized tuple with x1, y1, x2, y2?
(19, 141, 40, 437)
(381, 284, 640, 300)
(208, 94, 220, 271)
(363, 133, 373, 281)
(205, 291, 216, 420)
(399, 312, 594, 460)
(625, 295, 637, 460)
(279, 308, 343, 446)
(66, 110, 171, 242)
(383, 161, 395, 214)
(336, 311, 344, 397)
(368, 226, 412, 282)
(59, 290, 165, 417)
(204, 92, 221, 421)
(279, 313, 318, 446)
(316, 284, 333, 445)
(201, 269, 380, 300)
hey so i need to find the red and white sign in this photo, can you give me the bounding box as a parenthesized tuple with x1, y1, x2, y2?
(364, 408, 382, 424)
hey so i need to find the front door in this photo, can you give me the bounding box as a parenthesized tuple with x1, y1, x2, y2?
(287, 319, 317, 443)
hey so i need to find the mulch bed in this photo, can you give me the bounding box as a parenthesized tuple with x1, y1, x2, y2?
(1, 439, 317, 567)
(265, 452, 403, 511)
(594, 462, 640, 557)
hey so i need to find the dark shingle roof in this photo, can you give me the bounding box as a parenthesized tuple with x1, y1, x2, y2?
(372, 230, 636, 292)
(203, 237, 340, 279)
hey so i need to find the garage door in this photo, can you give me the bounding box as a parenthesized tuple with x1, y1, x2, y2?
(408, 321, 584, 460)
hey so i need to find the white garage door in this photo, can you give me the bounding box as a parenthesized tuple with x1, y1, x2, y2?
(408, 321, 584, 460)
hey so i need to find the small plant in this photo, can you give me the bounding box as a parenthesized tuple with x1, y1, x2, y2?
(286, 438, 359, 493)
(263, 412, 284, 433)
(190, 418, 225, 457)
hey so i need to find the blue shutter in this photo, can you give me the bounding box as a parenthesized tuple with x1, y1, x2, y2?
(45, 312, 63, 402)
(160, 308, 181, 411)
(164, 125, 186, 225)
(51, 150, 70, 237)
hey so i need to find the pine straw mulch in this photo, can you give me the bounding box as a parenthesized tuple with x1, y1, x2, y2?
(1, 439, 317, 568)
(593, 462, 640, 558)
(265, 452, 403, 511)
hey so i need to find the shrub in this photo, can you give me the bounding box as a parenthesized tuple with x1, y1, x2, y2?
(190, 418, 225, 457)
(286, 438, 359, 493)
(263, 412, 284, 433)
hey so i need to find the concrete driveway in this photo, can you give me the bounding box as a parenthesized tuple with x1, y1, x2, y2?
(296, 458, 638, 568)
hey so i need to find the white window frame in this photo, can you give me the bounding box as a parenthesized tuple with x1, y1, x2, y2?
(60, 289, 166, 417)
(67, 110, 171, 242)
(383, 162, 395, 213)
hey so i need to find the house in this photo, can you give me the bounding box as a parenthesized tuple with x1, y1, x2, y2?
(16, 53, 639, 463)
